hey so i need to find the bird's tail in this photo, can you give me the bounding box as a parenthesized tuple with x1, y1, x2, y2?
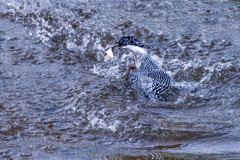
(158, 85, 182, 102)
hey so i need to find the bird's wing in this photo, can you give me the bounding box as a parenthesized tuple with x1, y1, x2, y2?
(148, 71, 171, 95)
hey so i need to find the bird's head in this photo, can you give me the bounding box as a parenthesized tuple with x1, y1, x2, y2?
(103, 36, 145, 62)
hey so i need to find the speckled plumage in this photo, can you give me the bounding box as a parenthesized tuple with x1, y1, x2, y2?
(107, 36, 177, 101)
(128, 52, 171, 100)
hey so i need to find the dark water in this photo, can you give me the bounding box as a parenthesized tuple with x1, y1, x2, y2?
(0, 0, 240, 159)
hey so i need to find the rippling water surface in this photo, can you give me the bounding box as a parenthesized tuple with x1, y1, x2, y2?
(0, 0, 240, 159)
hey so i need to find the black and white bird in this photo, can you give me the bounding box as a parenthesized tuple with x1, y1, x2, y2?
(104, 36, 178, 101)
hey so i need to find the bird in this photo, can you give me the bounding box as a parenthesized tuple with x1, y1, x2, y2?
(104, 36, 178, 101)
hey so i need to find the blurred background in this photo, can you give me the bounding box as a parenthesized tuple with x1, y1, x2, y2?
(0, 0, 240, 159)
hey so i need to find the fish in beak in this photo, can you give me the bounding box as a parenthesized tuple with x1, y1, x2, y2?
(103, 43, 120, 62)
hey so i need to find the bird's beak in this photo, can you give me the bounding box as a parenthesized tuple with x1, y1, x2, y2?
(103, 44, 120, 62)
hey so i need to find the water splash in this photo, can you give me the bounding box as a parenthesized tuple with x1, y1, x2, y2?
(1, 0, 240, 159)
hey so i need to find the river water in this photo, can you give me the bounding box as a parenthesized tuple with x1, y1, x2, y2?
(0, 0, 240, 159)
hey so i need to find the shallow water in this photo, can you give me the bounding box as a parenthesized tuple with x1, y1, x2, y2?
(0, 0, 240, 159)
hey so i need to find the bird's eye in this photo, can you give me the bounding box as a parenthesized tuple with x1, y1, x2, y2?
(120, 39, 124, 44)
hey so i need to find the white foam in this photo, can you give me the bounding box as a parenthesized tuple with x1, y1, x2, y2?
(90, 64, 122, 79)
(87, 111, 121, 132)
(66, 40, 78, 50)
